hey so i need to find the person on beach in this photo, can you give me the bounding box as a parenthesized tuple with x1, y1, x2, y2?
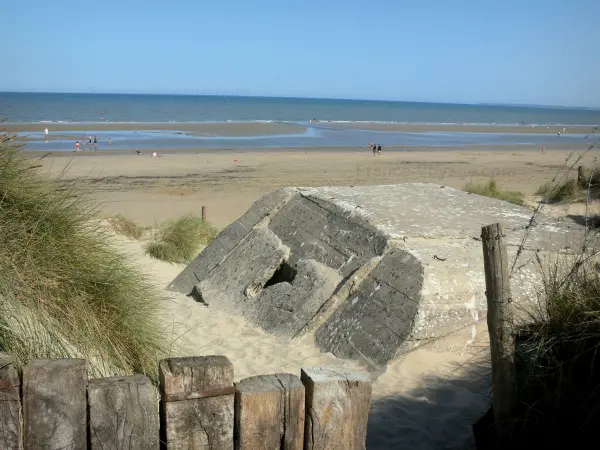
(44, 128, 48, 140)
(75, 141, 80, 152)
(372, 143, 377, 156)
(88, 136, 92, 145)
(377, 145, 382, 155)
(108, 138, 111, 145)
(93, 136, 97, 146)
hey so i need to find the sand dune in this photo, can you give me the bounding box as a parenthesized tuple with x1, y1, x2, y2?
(111, 226, 491, 449)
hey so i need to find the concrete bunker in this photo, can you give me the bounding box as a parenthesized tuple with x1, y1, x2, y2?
(168, 184, 585, 369)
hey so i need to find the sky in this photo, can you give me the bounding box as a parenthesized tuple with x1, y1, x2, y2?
(2, 0, 599, 107)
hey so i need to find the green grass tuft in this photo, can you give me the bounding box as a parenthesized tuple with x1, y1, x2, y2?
(537, 179, 580, 203)
(106, 214, 146, 239)
(463, 179, 525, 206)
(145, 214, 217, 263)
(0, 134, 166, 379)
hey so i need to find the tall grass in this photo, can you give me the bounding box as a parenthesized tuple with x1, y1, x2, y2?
(463, 179, 525, 206)
(505, 254, 600, 446)
(535, 178, 580, 203)
(106, 214, 146, 239)
(146, 214, 217, 263)
(0, 135, 165, 379)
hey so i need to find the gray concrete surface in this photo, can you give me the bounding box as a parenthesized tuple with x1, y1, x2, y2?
(168, 183, 585, 369)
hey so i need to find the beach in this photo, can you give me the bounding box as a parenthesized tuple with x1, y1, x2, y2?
(35, 147, 596, 229)
(18, 142, 599, 449)
(8, 93, 599, 448)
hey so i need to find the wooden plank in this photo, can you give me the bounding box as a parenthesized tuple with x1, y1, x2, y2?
(234, 373, 304, 450)
(89, 374, 159, 450)
(481, 223, 517, 434)
(159, 355, 234, 449)
(0, 353, 20, 450)
(23, 358, 87, 450)
(301, 367, 371, 450)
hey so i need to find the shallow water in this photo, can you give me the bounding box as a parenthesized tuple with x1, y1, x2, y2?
(19, 123, 588, 151)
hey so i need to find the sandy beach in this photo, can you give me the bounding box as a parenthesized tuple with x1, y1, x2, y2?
(35, 147, 596, 229)
(26, 145, 597, 448)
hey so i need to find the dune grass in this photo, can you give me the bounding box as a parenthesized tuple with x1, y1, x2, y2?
(146, 214, 217, 264)
(106, 214, 146, 239)
(506, 253, 600, 445)
(535, 178, 580, 203)
(0, 135, 166, 379)
(463, 179, 525, 206)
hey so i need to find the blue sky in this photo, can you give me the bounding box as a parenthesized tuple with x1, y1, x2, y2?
(2, 0, 599, 107)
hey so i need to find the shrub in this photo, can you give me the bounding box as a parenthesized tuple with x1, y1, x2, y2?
(146, 214, 217, 263)
(0, 135, 165, 379)
(463, 179, 525, 206)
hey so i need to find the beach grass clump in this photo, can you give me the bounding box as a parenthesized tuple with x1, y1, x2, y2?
(106, 214, 146, 239)
(145, 214, 217, 264)
(508, 254, 600, 445)
(537, 179, 580, 203)
(463, 179, 524, 206)
(0, 135, 165, 379)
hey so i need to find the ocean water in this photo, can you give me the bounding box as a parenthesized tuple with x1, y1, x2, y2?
(2, 92, 600, 125)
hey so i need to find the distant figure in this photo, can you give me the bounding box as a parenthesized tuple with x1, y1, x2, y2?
(101, 117, 104, 121)
(75, 141, 80, 152)
(369, 142, 375, 154)
(136, 150, 141, 155)
(372, 143, 377, 156)
(44, 128, 49, 140)
(557, 131, 561, 137)
(93, 136, 97, 145)
(377, 145, 382, 155)
(108, 138, 112, 145)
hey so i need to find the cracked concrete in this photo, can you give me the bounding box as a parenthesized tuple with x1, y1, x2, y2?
(168, 183, 585, 369)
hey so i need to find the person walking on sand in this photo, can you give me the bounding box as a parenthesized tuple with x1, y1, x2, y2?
(377, 145, 382, 155)
(44, 128, 48, 140)
(372, 143, 377, 156)
(75, 141, 80, 152)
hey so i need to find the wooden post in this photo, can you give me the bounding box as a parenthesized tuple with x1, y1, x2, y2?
(481, 223, 517, 434)
(301, 367, 371, 450)
(89, 374, 159, 450)
(22, 359, 88, 449)
(202, 206, 207, 222)
(159, 355, 234, 449)
(578, 165, 586, 186)
(0, 353, 20, 450)
(235, 373, 304, 450)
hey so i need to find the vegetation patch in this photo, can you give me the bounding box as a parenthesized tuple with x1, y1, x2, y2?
(146, 214, 217, 263)
(0, 135, 165, 379)
(463, 179, 524, 206)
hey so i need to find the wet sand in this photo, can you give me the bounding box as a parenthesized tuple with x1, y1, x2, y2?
(3, 121, 307, 137)
(6, 121, 597, 138)
(319, 122, 595, 134)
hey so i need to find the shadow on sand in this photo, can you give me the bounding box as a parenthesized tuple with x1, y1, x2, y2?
(366, 360, 491, 450)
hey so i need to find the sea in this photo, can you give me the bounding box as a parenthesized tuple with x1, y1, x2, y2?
(2, 92, 599, 151)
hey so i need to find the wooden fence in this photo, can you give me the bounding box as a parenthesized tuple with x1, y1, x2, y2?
(0, 354, 372, 450)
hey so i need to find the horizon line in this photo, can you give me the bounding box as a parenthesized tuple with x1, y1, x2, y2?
(1, 90, 599, 111)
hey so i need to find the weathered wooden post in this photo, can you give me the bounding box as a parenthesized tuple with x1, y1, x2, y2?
(0, 353, 20, 450)
(89, 374, 160, 450)
(578, 165, 586, 186)
(235, 373, 305, 450)
(481, 223, 517, 434)
(159, 355, 235, 449)
(301, 367, 371, 450)
(22, 359, 88, 449)
(202, 206, 207, 222)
